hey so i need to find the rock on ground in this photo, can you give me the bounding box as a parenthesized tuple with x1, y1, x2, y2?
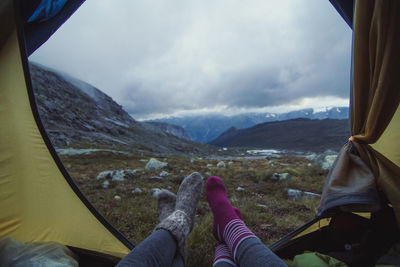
(131, 188, 142, 194)
(321, 154, 337, 170)
(151, 188, 161, 198)
(145, 158, 169, 171)
(271, 172, 291, 181)
(217, 161, 226, 168)
(159, 171, 169, 177)
(96, 169, 137, 181)
(306, 150, 338, 170)
(102, 180, 109, 189)
(287, 189, 321, 200)
(236, 186, 245, 192)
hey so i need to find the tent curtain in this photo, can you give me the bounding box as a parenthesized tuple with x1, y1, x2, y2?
(318, 0, 400, 223)
(351, 0, 400, 224)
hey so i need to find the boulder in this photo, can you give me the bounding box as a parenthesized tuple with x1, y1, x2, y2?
(151, 188, 161, 198)
(205, 172, 212, 177)
(271, 172, 291, 181)
(207, 164, 213, 168)
(256, 204, 267, 209)
(287, 189, 321, 200)
(96, 169, 138, 181)
(150, 176, 163, 182)
(131, 188, 142, 194)
(321, 154, 337, 170)
(114, 195, 121, 201)
(306, 150, 338, 170)
(217, 161, 226, 168)
(145, 158, 169, 171)
(96, 171, 113, 180)
(228, 161, 234, 166)
(159, 171, 170, 177)
(102, 180, 109, 189)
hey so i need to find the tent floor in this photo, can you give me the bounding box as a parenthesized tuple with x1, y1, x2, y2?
(275, 207, 400, 266)
(68, 247, 123, 267)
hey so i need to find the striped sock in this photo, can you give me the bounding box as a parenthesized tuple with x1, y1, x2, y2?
(213, 243, 236, 267)
(223, 219, 256, 259)
(206, 176, 256, 259)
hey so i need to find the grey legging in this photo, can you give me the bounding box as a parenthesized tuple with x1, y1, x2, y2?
(117, 229, 287, 267)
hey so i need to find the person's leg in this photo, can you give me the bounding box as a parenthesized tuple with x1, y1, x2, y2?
(118, 172, 202, 267)
(213, 243, 236, 267)
(156, 172, 204, 263)
(206, 176, 287, 267)
(157, 189, 184, 267)
(116, 229, 176, 267)
(235, 237, 287, 267)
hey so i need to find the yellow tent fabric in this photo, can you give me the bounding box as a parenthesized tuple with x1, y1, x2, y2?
(275, 0, 400, 255)
(0, 1, 131, 258)
(350, 0, 400, 224)
(318, 0, 400, 224)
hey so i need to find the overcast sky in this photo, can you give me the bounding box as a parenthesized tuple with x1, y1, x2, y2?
(30, 0, 352, 120)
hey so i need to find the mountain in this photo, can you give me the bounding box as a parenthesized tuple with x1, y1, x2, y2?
(29, 62, 214, 155)
(141, 122, 192, 141)
(147, 107, 349, 143)
(209, 118, 350, 152)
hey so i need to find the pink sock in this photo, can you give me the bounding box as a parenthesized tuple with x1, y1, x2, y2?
(212, 207, 242, 240)
(213, 243, 236, 267)
(206, 176, 256, 259)
(213, 207, 241, 267)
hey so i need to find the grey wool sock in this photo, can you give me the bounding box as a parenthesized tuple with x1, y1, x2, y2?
(156, 172, 204, 263)
(157, 189, 177, 222)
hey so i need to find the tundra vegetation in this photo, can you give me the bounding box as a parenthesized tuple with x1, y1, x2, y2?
(61, 150, 327, 266)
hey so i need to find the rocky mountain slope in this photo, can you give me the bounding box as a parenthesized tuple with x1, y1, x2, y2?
(148, 107, 349, 143)
(141, 122, 192, 141)
(29, 62, 214, 155)
(209, 118, 350, 152)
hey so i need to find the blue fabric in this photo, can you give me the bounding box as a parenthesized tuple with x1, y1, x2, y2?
(235, 237, 288, 267)
(117, 229, 184, 267)
(23, 0, 85, 56)
(28, 0, 67, 22)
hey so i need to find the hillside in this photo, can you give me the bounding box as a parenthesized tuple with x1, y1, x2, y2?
(141, 122, 192, 141)
(210, 118, 350, 152)
(148, 107, 349, 143)
(29, 62, 215, 156)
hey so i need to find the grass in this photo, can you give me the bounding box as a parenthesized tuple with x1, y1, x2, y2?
(61, 152, 327, 266)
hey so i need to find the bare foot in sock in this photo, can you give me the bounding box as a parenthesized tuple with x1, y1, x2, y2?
(206, 176, 255, 258)
(156, 172, 204, 261)
(206, 176, 242, 241)
(157, 189, 176, 222)
(213, 207, 242, 267)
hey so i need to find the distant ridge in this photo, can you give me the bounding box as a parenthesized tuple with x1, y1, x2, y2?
(148, 107, 349, 143)
(209, 118, 350, 152)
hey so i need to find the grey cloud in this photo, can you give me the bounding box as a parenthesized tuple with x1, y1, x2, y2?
(30, 0, 352, 118)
